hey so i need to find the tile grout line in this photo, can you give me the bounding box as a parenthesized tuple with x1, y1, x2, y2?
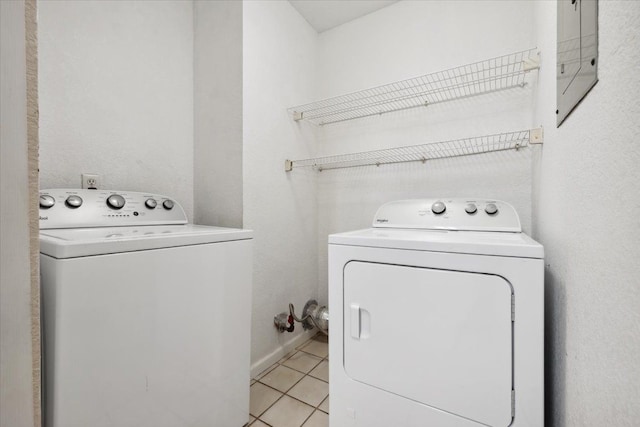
(256, 369, 310, 397)
(251, 335, 329, 426)
(278, 358, 324, 378)
(250, 376, 308, 419)
(297, 407, 316, 427)
(254, 378, 324, 417)
(270, 352, 325, 377)
(317, 395, 329, 414)
(256, 356, 325, 391)
(255, 369, 329, 424)
(254, 362, 280, 381)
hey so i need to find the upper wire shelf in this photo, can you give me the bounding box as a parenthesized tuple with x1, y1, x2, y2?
(285, 128, 543, 172)
(288, 48, 540, 126)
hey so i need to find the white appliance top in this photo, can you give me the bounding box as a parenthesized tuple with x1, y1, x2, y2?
(372, 198, 521, 232)
(39, 189, 252, 258)
(330, 199, 543, 258)
(40, 224, 252, 259)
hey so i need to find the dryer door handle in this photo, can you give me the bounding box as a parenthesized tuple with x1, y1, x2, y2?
(350, 304, 361, 339)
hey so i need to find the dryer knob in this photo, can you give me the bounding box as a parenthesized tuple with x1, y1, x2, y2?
(431, 201, 446, 215)
(65, 195, 83, 209)
(145, 198, 157, 209)
(465, 203, 477, 214)
(162, 199, 174, 210)
(39, 195, 55, 209)
(485, 203, 498, 215)
(106, 194, 126, 210)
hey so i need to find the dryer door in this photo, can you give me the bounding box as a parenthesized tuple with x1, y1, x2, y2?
(343, 261, 513, 427)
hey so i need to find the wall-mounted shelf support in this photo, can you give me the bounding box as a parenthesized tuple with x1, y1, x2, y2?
(523, 55, 541, 72)
(285, 159, 293, 172)
(288, 48, 540, 126)
(285, 128, 542, 172)
(530, 127, 544, 144)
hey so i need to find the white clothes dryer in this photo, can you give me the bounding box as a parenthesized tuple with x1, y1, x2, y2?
(39, 189, 253, 427)
(329, 199, 543, 427)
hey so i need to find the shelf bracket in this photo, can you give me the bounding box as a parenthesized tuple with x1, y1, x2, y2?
(292, 111, 303, 121)
(522, 51, 541, 72)
(530, 127, 544, 144)
(285, 159, 293, 172)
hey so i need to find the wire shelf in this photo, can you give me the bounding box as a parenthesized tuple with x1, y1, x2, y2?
(288, 48, 539, 126)
(285, 129, 542, 172)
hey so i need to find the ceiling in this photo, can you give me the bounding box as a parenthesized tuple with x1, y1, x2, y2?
(289, 0, 400, 33)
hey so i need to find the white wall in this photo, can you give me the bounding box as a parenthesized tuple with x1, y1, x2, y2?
(194, 0, 243, 228)
(242, 0, 319, 375)
(315, 1, 536, 302)
(0, 1, 36, 425)
(532, 1, 640, 425)
(38, 0, 195, 219)
(36, 0, 314, 380)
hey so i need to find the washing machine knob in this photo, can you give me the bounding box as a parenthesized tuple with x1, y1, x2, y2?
(39, 195, 55, 209)
(65, 195, 83, 209)
(485, 203, 498, 215)
(106, 194, 126, 210)
(162, 199, 174, 210)
(431, 201, 446, 215)
(465, 203, 477, 214)
(145, 198, 157, 209)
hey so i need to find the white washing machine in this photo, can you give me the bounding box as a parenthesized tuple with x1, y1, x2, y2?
(329, 199, 544, 427)
(39, 189, 253, 427)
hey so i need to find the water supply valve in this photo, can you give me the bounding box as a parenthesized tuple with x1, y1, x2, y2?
(274, 312, 295, 333)
(276, 299, 329, 335)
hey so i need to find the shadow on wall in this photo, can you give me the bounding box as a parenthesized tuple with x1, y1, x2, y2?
(545, 265, 566, 426)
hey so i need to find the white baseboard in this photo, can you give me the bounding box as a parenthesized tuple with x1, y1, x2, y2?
(250, 330, 316, 379)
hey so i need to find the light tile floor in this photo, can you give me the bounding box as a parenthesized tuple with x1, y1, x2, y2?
(249, 334, 329, 427)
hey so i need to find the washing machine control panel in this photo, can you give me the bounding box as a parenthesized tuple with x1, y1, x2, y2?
(39, 189, 188, 229)
(373, 199, 521, 232)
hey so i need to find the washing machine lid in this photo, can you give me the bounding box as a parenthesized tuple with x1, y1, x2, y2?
(329, 228, 543, 259)
(40, 224, 253, 259)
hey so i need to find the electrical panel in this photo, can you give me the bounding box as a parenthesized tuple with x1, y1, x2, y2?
(557, 0, 598, 126)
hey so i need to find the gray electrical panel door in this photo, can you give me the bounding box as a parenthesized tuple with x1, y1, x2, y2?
(557, 0, 598, 126)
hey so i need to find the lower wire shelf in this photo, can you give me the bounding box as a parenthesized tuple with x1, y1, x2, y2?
(285, 128, 542, 172)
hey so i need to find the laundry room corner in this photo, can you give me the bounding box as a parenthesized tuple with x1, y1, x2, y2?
(242, 0, 322, 376)
(313, 0, 537, 308)
(194, 0, 244, 229)
(37, 0, 195, 220)
(532, 1, 640, 425)
(3, 1, 639, 426)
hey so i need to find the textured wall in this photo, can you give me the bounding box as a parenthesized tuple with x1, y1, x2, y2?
(0, 1, 37, 425)
(315, 0, 536, 304)
(194, 0, 244, 228)
(25, 0, 41, 423)
(532, 1, 640, 425)
(38, 0, 195, 220)
(243, 0, 320, 375)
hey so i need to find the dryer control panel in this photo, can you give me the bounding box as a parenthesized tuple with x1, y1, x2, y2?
(372, 199, 521, 232)
(39, 189, 188, 229)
